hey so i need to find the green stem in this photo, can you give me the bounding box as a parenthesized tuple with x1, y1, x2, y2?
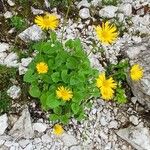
(61, 0, 72, 43)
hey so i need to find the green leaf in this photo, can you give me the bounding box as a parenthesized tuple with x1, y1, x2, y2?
(23, 69, 37, 83)
(72, 91, 84, 104)
(66, 57, 78, 69)
(50, 31, 57, 43)
(53, 106, 62, 115)
(115, 88, 127, 104)
(42, 74, 53, 84)
(60, 115, 69, 124)
(46, 94, 61, 108)
(49, 114, 59, 121)
(61, 70, 69, 83)
(70, 76, 78, 85)
(71, 103, 79, 114)
(55, 51, 68, 67)
(51, 72, 60, 83)
(29, 85, 41, 98)
(40, 92, 48, 110)
(92, 87, 100, 97)
(48, 59, 54, 69)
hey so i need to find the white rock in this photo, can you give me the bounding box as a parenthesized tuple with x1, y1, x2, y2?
(108, 120, 118, 129)
(7, 0, 15, 6)
(4, 11, 13, 19)
(132, 36, 142, 43)
(119, 3, 132, 16)
(18, 139, 30, 148)
(19, 64, 28, 75)
(61, 133, 78, 147)
(7, 85, 21, 99)
(0, 43, 9, 52)
(33, 123, 47, 133)
(31, 7, 44, 15)
(100, 117, 108, 126)
(24, 143, 33, 150)
(126, 45, 146, 59)
(131, 97, 137, 104)
(79, 8, 91, 19)
(0, 139, 5, 145)
(99, 6, 118, 18)
(0, 52, 7, 65)
(44, 0, 50, 7)
(91, 0, 100, 7)
(117, 125, 150, 150)
(70, 145, 82, 150)
(9, 106, 34, 139)
(4, 52, 18, 67)
(99, 131, 108, 140)
(18, 25, 45, 42)
(0, 114, 8, 135)
(77, 0, 90, 9)
(117, 13, 124, 22)
(129, 115, 139, 125)
(19, 57, 32, 75)
(41, 134, 52, 143)
(34, 138, 41, 144)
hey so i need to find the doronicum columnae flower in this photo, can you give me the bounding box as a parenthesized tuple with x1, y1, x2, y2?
(130, 64, 143, 81)
(96, 73, 117, 100)
(95, 21, 118, 45)
(36, 62, 48, 74)
(56, 86, 73, 101)
(53, 124, 64, 136)
(35, 13, 59, 30)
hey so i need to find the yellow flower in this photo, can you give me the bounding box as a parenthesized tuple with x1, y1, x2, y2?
(36, 62, 48, 74)
(96, 73, 117, 100)
(101, 88, 114, 100)
(56, 86, 73, 101)
(95, 21, 118, 45)
(35, 13, 59, 30)
(130, 64, 143, 81)
(53, 124, 64, 136)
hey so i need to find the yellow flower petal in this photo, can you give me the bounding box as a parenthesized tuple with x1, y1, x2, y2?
(36, 62, 48, 74)
(95, 21, 118, 45)
(130, 64, 143, 81)
(56, 86, 73, 101)
(35, 13, 59, 30)
(96, 73, 117, 100)
(53, 124, 64, 136)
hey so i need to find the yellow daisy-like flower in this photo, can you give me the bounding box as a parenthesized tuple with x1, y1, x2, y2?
(130, 64, 143, 81)
(101, 88, 114, 100)
(95, 21, 118, 45)
(36, 62, 48, 74)
(96, 73, 117, 100)
(56, 86, 73, 101)
(53, 124, 64, 136)
(35, 13, 59, 30)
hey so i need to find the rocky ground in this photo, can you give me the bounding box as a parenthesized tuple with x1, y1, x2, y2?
(0, 0, 150, 150)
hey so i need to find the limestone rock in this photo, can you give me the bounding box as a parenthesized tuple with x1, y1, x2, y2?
(0, 43, 9, 52)
(33, 123, 47, 133)
(79, 8, 91, 19)
(116, 125, 150, 150)
(61, 133, 78, 147)
(99, 6, 118, 18)
(0, 114, 8, 135)
(122, 38, 150, 109)
(7, 85, 21, 99)
(18, 25, 45, 42)
(9, 106, 34, 139)
(77, 0, 90, 9)
(4, 52, 18, 67)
